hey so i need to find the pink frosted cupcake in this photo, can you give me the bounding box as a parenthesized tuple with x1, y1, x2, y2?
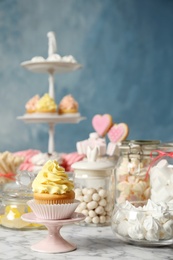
(58, 94, 78, 114)
(25, 95, 40, 113)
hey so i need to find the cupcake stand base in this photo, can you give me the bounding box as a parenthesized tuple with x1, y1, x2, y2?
(22, 212, 85, 254)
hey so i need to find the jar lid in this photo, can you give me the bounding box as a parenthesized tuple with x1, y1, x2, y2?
(72, 147, 114, 171)
(119, 140, 160, 155)
(1, 171, 34, 202)
(158, 142, 173, 152)
(2, 188, 33, 202)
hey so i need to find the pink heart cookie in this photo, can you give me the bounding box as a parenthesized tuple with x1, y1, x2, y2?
(92, 114, 113, 137)
(107, 123, 129, 143)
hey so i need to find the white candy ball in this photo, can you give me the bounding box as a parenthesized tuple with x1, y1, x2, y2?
(99, 199, 107, 207)
(95, 206, 104, 215)
(92, 193, 101, 202)
(83, 194, 92, 203)
(99, 189, 107, 198)
(87, 201, 98, 210)
(106, 216, 111, 222)
(77, 195, 84, 202)
(105, 203, 112, 212)
(87, 188, 96, 195)
(89, 210, 96, 218)
(100, 216, 106, 224)
(85, 216, 92, 223)
(92, 216, 99, 224)
(82, 209, 89, 216)
(79, 202, 87, 210)
(82, 188, 88, 195)
(75, 188, 82, 196)
(107, 210, 113, 216)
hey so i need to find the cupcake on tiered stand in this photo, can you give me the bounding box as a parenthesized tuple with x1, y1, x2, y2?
(18, 31, 85, 155)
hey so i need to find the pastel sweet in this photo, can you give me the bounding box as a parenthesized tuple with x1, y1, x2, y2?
(111, 200, 173, 242)
(31, 56, 45, 62)
(61, 152, 85, 172)
(30, 152, 62, 173)
(28, 160, 79, 220)
(92, 114, 113, 137)
(116, 156, 150, 203)
(14, 149, 40, 172)
(25, 95, 40, 113)
(75, 187, 112, 225)
(36, 93, 57, 113)
(149, 159, 173, 203)
(76, 132, 106, 156)
(0, 152, 24, 184)
(108, 123, 129, 143)
(106, 142, 120, 157)
(58, 94, 78, 114)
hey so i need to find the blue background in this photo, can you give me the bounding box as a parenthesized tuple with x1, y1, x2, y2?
(0, 0, 173, 153)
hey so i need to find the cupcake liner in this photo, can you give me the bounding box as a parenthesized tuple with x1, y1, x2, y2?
(27, 199, 80, 220)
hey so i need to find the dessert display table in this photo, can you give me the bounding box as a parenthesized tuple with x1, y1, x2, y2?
(0, 224, 173, 259)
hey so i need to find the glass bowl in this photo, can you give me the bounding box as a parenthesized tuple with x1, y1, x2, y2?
(111, 200, 173, 247)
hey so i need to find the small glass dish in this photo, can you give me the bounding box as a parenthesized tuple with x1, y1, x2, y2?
(111, 200, 173, 247)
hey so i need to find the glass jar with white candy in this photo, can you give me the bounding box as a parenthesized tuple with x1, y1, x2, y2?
(115, 140, 160, 204)
(149, 143, 173, 204)
(72, 147, 115, 226)
(111, 200, 173, 246)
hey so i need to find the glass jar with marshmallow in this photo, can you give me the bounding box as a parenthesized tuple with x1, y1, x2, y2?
(149, 143, 173, 204)
(115, 140, 160, 204)
(72, 147, 115, 226)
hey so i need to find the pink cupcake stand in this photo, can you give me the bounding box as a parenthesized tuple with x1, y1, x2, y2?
(22, 212, 85, 253)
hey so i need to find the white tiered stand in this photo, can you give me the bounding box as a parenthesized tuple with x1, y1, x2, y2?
(17, 60, 85, 154)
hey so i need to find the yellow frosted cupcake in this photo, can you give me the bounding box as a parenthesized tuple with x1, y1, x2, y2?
(36, 93, 57, 113)
(32, 160, 75, 204)
(58, 94, 78, 114)
(27, 160, 79, 220)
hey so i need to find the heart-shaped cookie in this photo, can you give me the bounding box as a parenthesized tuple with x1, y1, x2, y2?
(92, 114, 113, 137)
(107, 123, 129, 143)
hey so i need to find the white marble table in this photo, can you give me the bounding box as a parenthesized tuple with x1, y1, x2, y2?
(0, 224, 173, 260)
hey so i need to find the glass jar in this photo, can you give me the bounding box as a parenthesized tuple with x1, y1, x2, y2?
(149, 143, 173, 203)
(0, 171, 42, 230)
(72, 147, 115, 226)
(111, 200, 173, 246)
(115, 140, 160, 204)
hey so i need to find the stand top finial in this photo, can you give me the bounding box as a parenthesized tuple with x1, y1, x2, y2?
(47, 31, 57, 57)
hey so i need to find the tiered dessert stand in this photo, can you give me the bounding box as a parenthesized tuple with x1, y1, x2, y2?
(17, 32, 85, 153)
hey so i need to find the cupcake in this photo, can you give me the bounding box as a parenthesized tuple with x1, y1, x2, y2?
(25, 95, 40, 113)
(58, 94, 78, 114)
(36, 93, 57, 113)
(27, 160, 78, 219)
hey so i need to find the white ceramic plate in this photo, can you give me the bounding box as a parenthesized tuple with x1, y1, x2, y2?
(21, 60, 82, 73)
(17, 113, 86, 124)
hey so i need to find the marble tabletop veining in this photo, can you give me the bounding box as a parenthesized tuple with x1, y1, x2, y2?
(0, 224, 173, 260)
